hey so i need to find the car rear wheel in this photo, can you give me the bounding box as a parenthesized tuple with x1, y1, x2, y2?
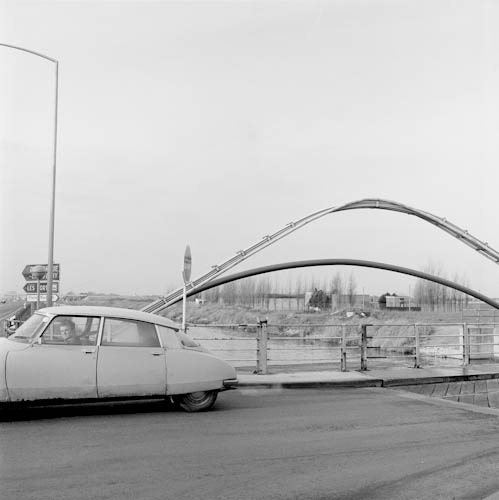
(173, 390, 218, 412)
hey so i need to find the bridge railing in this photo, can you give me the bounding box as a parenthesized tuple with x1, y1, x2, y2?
(187, 322, 499, 374)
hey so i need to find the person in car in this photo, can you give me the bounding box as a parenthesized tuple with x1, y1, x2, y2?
(59, 322, 81, 345)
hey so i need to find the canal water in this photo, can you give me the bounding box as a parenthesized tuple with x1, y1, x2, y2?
(188, 325, 346, 368)
(188, 325, 471, 371)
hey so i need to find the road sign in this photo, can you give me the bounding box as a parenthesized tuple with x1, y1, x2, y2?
(183, 245, 192, 283)
(22, 263, 60, 281)
(26, 294, 59, 303)
(23, 281, 59, 294)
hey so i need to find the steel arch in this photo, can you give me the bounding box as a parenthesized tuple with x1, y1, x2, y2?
(162, 259, 499, 310)
(143, 198, 499, 313)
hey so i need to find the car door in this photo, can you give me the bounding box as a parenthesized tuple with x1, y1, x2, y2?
(6, 315, 100, 401)
(96, 317, 166, 398)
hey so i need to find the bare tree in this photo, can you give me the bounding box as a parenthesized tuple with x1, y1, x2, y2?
(239, 278, 256, 308)
(220, 281, 237, 305)
(295, 274, 304, 310)
(414, 262, 471, 311)
(203, 285, 220, 304)
(287, 275, 294, 310)
(255, 277, 272, 309)
(330, 272, 343, 309)
(347, 272, 356, 307)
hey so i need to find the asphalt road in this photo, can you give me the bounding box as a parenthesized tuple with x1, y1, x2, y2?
(0, 301, 24, 323)
(2, 388, 499, 500)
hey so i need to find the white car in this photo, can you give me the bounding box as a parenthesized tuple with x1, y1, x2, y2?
(0, 306, 237, 412)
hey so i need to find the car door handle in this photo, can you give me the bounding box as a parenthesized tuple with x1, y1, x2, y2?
(82, 348, 95, 354)
(151, 352, 164, 356)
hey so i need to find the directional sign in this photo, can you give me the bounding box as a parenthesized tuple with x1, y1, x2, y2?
(23, 281, 59, 294)
(26, 294, 59, 303)
(22, 264, 60, 281)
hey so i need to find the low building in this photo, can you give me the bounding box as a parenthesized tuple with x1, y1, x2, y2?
(385, 295, 419, 310)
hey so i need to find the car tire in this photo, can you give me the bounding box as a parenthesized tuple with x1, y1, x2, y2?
(173, 390, 218, 412)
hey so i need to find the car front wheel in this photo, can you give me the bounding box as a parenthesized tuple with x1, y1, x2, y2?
(173, 390, 218, 412)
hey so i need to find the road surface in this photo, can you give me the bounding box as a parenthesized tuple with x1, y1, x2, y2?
(2, 387, 499, 500)
(0, 301, 24, 322)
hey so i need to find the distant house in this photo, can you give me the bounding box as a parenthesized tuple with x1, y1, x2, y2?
(349, 294, 377, 308)
(63, 293, 88, 302)
(322, 292, 379, 310)
(385, 295, 419, 310)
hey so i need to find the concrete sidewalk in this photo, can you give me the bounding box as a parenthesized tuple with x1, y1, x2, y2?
(235, 363, 499, 389)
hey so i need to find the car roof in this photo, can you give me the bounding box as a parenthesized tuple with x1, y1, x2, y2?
(38, 305, 180, 330)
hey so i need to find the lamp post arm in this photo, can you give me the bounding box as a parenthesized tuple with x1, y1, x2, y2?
(0, 43, 58, 63)
(1, 42, 59, 307)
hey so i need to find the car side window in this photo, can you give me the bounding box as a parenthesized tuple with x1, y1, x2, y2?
(101, 318, 160, 347)
(41, 316, 100, 345)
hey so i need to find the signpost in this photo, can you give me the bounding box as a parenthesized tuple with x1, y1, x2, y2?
(23, 282, 59, 294)
(26, 294, 59, 303)
(22, 263, 61, 310)
(182, 245, 192, 332)
(22, 264, 60, 281)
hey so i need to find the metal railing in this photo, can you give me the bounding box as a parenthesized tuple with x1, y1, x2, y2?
(188, 321, 499, 374)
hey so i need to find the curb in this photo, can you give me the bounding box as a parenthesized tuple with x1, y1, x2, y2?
(235, 378, 383, 389)
(234, 371, 499, 390)
(381, 372, 499, 387)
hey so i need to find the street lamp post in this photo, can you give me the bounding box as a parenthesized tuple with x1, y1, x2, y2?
(0, 43, 58, 307)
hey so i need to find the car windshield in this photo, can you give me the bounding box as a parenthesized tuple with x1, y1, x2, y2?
(9, 313, 50, 343)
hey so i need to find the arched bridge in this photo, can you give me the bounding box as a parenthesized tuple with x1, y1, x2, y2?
(174, 259, 499, 311)
(143, 198, 499, 314)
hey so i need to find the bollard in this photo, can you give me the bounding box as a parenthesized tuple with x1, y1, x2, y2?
(463, 323, 470, 366)
(414, 324, 421, 368)
(494, 324, 499, 359)
(360, 324, 368, 371)
(256, 319, 268, 374)
(340, 325, 347, 372)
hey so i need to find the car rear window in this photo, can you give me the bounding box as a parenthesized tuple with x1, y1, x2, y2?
(156, 325, 182, 349)
(101, 318, 160, 347)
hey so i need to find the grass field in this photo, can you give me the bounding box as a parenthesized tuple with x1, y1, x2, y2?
(70, 295, 477, 347)
(73, 294, 467, 324)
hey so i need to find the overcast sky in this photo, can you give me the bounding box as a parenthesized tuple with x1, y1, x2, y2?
(1, 0, 499, 298)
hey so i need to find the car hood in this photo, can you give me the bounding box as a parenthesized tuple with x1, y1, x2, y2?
(0, 337, 32, 355)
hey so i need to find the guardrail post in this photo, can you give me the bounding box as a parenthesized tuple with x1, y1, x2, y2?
(256, 319, 268, 374)
(494, 324, 499, 359)
(463, 323, 470, 366)
(414, 324, 421, 368)
(360, 324, 368, 371)
(340, 326, 347, 372)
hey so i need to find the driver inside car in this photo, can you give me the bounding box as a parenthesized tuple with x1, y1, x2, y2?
(59, 322, 81, 345)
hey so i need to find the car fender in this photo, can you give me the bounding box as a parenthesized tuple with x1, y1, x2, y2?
(165, 349, 237, 396)
(0, 338, 30, 402)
